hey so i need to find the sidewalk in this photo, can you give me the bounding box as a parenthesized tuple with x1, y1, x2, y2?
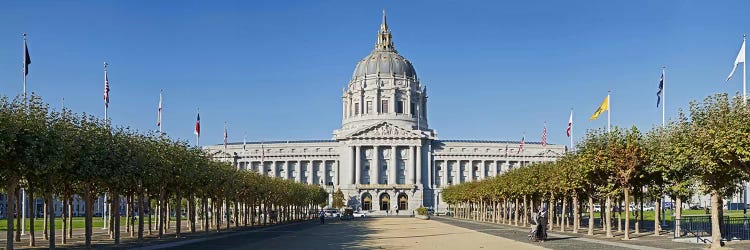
(433, 216, 750, 250)
(0, 219, 316, 249)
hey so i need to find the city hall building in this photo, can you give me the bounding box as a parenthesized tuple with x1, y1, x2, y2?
(206, 13, 566, 214)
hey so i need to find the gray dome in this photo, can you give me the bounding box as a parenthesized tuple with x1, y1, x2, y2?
(352, 50, 417, 79)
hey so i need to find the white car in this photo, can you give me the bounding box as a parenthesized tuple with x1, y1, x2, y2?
(593, 205, 601, 212)
(353, 211, 367, 218)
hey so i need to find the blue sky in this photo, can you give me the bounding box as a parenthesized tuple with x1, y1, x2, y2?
(0, 1, 748, 146)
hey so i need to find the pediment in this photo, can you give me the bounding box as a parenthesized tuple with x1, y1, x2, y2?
(348, 122, 424, 139)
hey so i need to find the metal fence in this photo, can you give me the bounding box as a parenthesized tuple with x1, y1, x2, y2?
(674, 215, 750, 243)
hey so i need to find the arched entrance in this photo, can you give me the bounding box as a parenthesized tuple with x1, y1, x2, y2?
(361, 193, 372, 211)
(398, 193, 408, 210)
(380, 193, 390, 211)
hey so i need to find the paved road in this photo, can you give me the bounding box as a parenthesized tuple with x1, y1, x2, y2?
(161, 217, 544, 250)
(140, 216, 721, 250)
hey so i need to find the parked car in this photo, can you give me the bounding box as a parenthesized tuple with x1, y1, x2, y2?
(324, 209, 340, 218)
(593, 205, 601, 212)
(643, 206, 655, 211)
(353, 211, 367, 218)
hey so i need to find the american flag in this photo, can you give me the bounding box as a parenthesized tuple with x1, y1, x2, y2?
(517, 135, 525, 154)
(541, 123, 547, 147)
(104, 63, 110, 109)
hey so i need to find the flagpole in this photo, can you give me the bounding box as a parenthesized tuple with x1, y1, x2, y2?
(662, 67, 666, 128)
(196, 109, 200, 147)
(607, 91, 611, 132)
(744, 34, 747, 105)
(159, 89, 163, 134)
(23, 33, 27, 107)
(570, 109, 574, 152)
(104, 62, 109, 124)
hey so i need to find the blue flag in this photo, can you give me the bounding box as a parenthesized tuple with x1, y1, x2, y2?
(656, 72, 664, 107)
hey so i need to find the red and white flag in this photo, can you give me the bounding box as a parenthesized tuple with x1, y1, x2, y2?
(194, 112, 201, 137)
(541, 123, 547, 147)
(104, 63, 110, 109)
(157, 90, 163, 129)
(566, 111, 573, 137)
(517, 135, 525, 154)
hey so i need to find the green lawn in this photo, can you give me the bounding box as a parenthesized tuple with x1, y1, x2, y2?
(0, 217, 136, 231)
(583, 209, 748, 223)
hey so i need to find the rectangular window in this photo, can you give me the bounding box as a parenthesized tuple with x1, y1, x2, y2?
(366, 101, 373, 114)
(381, 100, 389, 113)
(354, 103, 360, 115)
(410, 103, 416, 117)
(396, 101, 404, 114)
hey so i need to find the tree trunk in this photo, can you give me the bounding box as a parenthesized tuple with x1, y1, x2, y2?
(29, 189, 36, 246)
(190, 193, 196, 233)
(176, 189, 182, 238)
(514, 198, 519, 226)
(616, 197, 622, 233)
(573, 192, 579, 233)
(84, 184, 93, 248)
(654, 197, 661, 236)
(624, 188, 630, 240)
(561, 194, 567, 232)
(125, 195, 131, 234)
(588, 196, 594, 235)
(605, 195, 613, 237)
(6, 179, 17, 250)
(158, 189, 165, 238)
(204, 197, 210, 232)
(548, 194, 554, 231)
(15, 186, 21, 242)
(114, 192, 121, 245)
(675, 197, 682, 238)
(45, 193, 56, 249)
(148, 197, 153, 236)
(522, 196, 527, 227)
(710, 191, 722, 249)
(67, 198, 73, 239)
(138, 190, 145, 243)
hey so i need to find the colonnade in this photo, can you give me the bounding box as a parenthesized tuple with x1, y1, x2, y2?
(239, 160, 339, 186)
(433, 159, 535, 187)
(350, 145, 422, 186)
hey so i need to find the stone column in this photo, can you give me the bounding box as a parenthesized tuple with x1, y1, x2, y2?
(271, 162, 277, 178)
(427, 147, 433, 188)
(467, 161, 474, 182)
(408, 146, 415, 184)
(372, 146, 380, 185)
(284, 161, 290, 180)
(307, 160, 314, 184)
(295, 161, 302, 182)
(335, 160, 340, 186)
(480, 161, 486, 180)
(441, 160, 448, 187)
(416, 146, 422, 185)
(454, 161, 460, 185)
(389, 145, 397, 185)
(355, 146, 362, 185)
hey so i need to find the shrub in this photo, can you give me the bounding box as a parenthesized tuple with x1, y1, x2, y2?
(416, 206, 428, 216)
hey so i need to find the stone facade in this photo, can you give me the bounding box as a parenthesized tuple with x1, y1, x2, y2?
(206, 12, 566, 214)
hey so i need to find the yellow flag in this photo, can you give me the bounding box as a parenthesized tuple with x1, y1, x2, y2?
(589, 95, 609, 121)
